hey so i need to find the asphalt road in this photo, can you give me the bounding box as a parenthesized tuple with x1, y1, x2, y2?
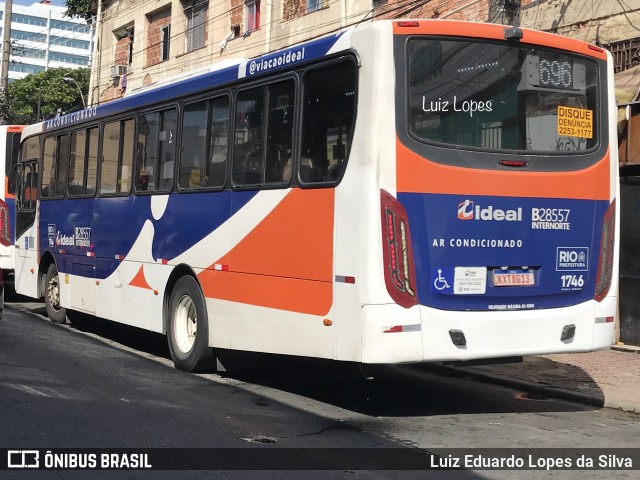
(1, 299, 638, 479)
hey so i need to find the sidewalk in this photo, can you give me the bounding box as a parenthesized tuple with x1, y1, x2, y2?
(451, 345, 640, 414)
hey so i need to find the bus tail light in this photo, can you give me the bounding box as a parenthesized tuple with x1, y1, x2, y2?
(594, 200, 616, 302)
(0, 199, 10, 247)
(381, 190, 417, 308)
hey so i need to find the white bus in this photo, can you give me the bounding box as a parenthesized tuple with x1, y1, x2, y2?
(0, 125, 23, 284)
(10, 20, 618, 371)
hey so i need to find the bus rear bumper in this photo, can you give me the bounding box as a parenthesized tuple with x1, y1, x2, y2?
(360, 296, 616, 364)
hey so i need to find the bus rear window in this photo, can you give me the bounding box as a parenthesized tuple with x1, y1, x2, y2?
(407, 39, 599, 153)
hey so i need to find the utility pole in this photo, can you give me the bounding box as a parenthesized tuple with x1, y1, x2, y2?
(0, 0, 14, 124)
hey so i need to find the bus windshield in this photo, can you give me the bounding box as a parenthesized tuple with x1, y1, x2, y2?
(407, 38, 599, 153)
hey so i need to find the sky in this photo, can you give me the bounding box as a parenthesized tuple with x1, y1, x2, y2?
(14, 1, 66, 7)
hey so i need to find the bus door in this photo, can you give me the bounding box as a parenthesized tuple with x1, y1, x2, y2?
(14, 161, 39, 298)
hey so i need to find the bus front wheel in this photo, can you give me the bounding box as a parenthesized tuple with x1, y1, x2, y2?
(167, 276, 211, 372)
(44, 264, 67, 324)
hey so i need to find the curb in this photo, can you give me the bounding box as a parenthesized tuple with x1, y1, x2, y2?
(441, 364, 640, 415)
(611, 344, 640, 354)
(445, 366, 605, 408)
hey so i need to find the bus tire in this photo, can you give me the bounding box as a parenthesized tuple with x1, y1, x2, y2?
(167, 276, 211, 372)
(44, 264, 67, 324)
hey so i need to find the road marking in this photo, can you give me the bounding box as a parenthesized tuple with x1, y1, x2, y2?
(3, 382, 71, 399)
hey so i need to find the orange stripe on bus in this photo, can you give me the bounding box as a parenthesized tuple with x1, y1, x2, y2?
(198, 188, 335, 316)
(129, 265, 153, 290)
(396, 137, 611, 200)
(392, 21, 607, 60)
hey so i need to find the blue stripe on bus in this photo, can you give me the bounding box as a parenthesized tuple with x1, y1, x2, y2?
(397, 192, 608, 310)
(6, 197, 15, 244)
(40, 190, 259, 278)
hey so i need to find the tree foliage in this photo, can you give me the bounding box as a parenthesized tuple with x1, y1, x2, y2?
(7, 68, 90, 124)
(64, 0, 93, 21)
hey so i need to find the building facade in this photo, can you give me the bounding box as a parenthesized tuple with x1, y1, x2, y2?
(519, 0, 640, 74)
(91, 0, 640, 103)
(91, 0, 369, 104)
(92, 0, 541, 105)
(0, 0, 92, 82)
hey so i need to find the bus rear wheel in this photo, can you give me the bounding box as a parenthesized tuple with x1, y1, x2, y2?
(167, 276, 211, 372)
(45, 264, 67, 324)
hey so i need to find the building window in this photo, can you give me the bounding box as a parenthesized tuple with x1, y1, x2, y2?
(184, 0, 208, 52)
(146, 9, 171, 66)
(50, 36, 91, 50)
(12, 30, 47, 43)
(603, 37, 640, 73)
(13, 13, 47, 27)
(8, 63, 45, 74)
(51, 20, 90, 33)
(161, 25, 171, 61)
(114, 25, 135, 66)
(245, 0, 260, 32)
(306, 0, 324, 13)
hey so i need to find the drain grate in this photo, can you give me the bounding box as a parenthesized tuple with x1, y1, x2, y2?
(241, 435, 278, 444)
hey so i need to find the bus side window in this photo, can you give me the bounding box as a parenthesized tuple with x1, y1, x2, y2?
(137, 113, 158, 192)
(41, 134, 68, 198)
(24, 172, 34, 203)
(86, 127, 99, 195)
(265, 81, 294, 185)
(120, 119, 134, 193)
(206, 96, 229, 188)
(42, 137, 57, 198)
(69, 130, 87, 196)
(56, 134, 69, 197)
(233, 87, 265, 186)
(233, 81, 294, 187)
(179, 100, 208, 190)
(101, 119, 134, 195)
(137, 109, 176, 193)
(300, 60, 356, 185)
(158, 109, 177, 191)
(19, 136, 41, 202)
(101, 121, 120, 195)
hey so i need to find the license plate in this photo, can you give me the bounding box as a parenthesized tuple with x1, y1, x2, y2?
(492, 270, 535, 287)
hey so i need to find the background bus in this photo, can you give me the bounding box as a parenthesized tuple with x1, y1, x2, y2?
(0, 125, 23, 287)
(10, 20, 618, 372)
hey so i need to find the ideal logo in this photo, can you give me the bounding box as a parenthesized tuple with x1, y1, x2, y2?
(56, 231, 75, 247)
(557, 247, 589, 271)
(458, 200, 474, 220)
(458, 200, 522, 222)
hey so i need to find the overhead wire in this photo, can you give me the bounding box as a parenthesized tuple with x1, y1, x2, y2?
(87, 0, 463, 96)
(95, 0, 426, 79)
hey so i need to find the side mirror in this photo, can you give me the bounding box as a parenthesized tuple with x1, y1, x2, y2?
(7, 170, 18, 195)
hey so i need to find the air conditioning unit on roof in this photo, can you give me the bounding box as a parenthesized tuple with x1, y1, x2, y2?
(110, 64, 128, 78)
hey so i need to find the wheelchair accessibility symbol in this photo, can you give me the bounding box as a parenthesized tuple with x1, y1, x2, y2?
(431, 267, 453, 293)
(434, 269, 450, 290)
